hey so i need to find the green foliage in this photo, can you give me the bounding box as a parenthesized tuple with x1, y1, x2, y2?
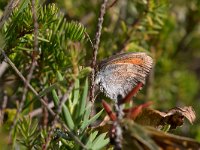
(85, 131, 109, 150)
(2, 109, 16, 129)
(51, 74, 109, 149)
(2, 1, 87, 84)
(16, 117, 42, 149)
(11, 77, 109, 149)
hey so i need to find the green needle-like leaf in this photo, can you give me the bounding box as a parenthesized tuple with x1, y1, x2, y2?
(91, 133, 109, 150)
(52, 90, 75, 130)
(80, 109, 103, 132)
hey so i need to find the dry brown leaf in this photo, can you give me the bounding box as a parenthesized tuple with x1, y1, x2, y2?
(121, 119, 200, 150)
(164, 106, 196, 124)
(135, 106, 196, 129)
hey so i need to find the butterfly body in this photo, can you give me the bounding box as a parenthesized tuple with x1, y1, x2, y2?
(95, 52, 153, 101)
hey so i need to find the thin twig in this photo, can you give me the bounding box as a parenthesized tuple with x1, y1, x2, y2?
(0, 61, 9, 78)
(9, 61, 37, 137)
(107, 0, 118, 9)
(62, 124, 87, 149)
(90, 0, 108, 102)
(84, 31, 94, 50)
(28, 101, 54, 118)
(58, 82, 75, 115)
(43, 81, 75, 150)
(0, 0, 21, 29)
(113, 99, 124, 150)
(0, 48, 55, 115)
(31, 0, 50, 129)
(31, 0, 39, 54)
(0, 90, 8, 125)
(42, 96, 49, 128)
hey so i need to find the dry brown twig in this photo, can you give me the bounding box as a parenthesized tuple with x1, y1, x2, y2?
(107, 0, 118, 8)
(0, 0, 21, 29)
(0, 48, 55, 115)
(28, 101, 54, 118)
(90, 0, 108, 103)
(0, 91, 8, 125)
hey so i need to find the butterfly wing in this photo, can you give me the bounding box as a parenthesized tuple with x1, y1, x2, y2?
(95, 52, 153, 101)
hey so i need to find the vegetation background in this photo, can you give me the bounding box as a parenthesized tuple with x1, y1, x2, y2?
(0, 0, 200, 149)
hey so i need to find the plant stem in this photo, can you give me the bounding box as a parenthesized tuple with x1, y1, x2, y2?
(90, 0, 108, 102)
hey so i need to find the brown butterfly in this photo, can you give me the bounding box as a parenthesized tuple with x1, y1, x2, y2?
(95, 52, 153, 101)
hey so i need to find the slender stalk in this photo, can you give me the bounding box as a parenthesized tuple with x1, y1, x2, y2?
(0, 0, 20, 29)
(0, 61, 9, 78)
(90, 0, 108, 102)
(0, 48, 55, 115)
(0, 90, 8, 125)
(107, 0, 118, 8)
(113, 99, 124, 150)
(28, 102, 54, 118)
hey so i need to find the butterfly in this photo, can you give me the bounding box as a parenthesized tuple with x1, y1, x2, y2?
(95, 52, 153, 101)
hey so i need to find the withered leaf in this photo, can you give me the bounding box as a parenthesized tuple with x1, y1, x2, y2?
(121, 119, 200, 150)
(135, 106, 196, 129)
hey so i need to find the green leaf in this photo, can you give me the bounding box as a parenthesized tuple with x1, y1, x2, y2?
(80, 109, 103, 132)
(91, 133, 109, 150)
(62, 105, 75, 131)
(121, 21, 128, 33)
(56, 71, 64, 81)
(72, 79, 79, 107)
(79, 104, 91, 131)
(15, 0, 30, 17)
(80, 78, 88, 116)
(65, 21, 86, 41)
(52, 89, 59, 107)
(84, 105, 92, 118)
(38, 83, 58, 98)
(85, 131, 99, 148)
(37, 36, 50, 42)
(75, 78, 88, 120)
(52, 90, 75, 130)
(78, 67, 92, 79)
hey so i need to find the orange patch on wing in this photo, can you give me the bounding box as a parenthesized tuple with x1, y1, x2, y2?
(112, 58, 144, 65)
